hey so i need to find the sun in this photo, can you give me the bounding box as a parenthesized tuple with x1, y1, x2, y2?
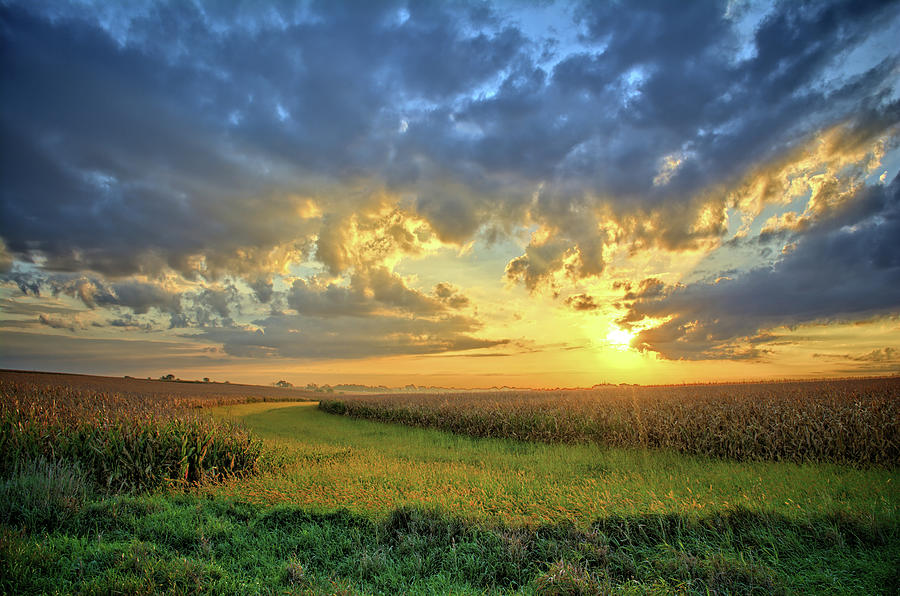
(605, 324, 636, 351)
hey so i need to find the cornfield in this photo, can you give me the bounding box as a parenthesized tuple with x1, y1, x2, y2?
(0, 371, 316, 493)
(320, 377, 900, 467)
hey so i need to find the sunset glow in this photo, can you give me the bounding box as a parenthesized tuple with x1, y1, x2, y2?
(605, 326, 636, 352)
(1, 1, 898, 387)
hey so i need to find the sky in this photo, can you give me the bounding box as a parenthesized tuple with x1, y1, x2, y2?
(1, 0, 899, 388)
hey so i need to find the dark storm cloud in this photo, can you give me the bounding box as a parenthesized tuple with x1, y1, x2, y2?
(0, 4, 318, 278)
(464, 0, 899, 286)
(556, 0, 899, 198)
(1, 0, 897, 284)
(623, 176, 900, 359)
(45, 277, 183, 315)
(247, 278, 274, 304)
(0, 0, 530, 278)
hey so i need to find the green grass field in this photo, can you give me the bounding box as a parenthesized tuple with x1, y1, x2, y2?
(205, 402, 898, 527)
(3, 399, 899, 594)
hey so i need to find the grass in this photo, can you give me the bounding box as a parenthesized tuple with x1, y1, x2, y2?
(2, 376, 899, 593)
(2, 493, 897, 594)
(0, 457, 92, 530)
(204, 402, 898, 527)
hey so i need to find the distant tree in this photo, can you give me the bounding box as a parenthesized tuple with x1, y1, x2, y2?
(161, 374, 175, 381)
(275, 380, 293, 388)
(203, 377, 210, 383)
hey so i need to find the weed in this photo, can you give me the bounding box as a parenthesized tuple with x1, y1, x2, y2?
(284, 556, 307, 586)
(0, 457, 91, 530)
(532, 560, 606, 595)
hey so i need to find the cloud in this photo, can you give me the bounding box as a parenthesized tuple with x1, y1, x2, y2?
(46, 276, 183, 316)
(106, 315, 154, 332)
(5, 270, 42, 296)
(433, 282, 469, 309)
(2, 262, 493, 358)
(0, 1, 528, 280)
(494, 0, 900, 288)
(287, 267, 446, 318)
(38, 313, 84, 332)
(1, 0, 899, 376)
(853, 347, 899, 363)
(184, 283, 241, 327)
(0, 0, 896, 287)
(0, 239, 12, 274)
(247, 278, 274, 304)
(623, 175, 900, 359)
(210, 266, 494, 359)
(622, 279, 665, 301)
(0, 297, 82, 318)
(565, 294, 600, 312)
(505, 230, 584, 293)
(1, 270, 252, 330)
(195, 311, 506, 360)
(313, 201, 440, 276)
(0, 330, 230, 375)
(814, 347, 899, 363)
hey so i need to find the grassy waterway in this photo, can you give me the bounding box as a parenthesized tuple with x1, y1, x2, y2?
(205, 401, 898, 527)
